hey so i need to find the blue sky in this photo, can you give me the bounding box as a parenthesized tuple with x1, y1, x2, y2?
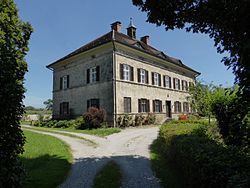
(15, 0, 234, 108)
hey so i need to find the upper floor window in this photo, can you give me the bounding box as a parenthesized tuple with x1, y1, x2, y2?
(137, 68, 148, 84)
(174, 101, 182, 113)
(60, 75, 69, 90)
(163, 75, 171, 88)
(87, 98, 100, 109)
(182, 80, 188, 91)
(124, 97, 131, 113)
(87, 66, 100, 84)
(153, 100, 162, 113)
(152, 72, 161, 86)
(173, 78, 180, 90)
(183, 102, 189, 113)
(138, 98, 150, 113)
(120, 64, 134, 81)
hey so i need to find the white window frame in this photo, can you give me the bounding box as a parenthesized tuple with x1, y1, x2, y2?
(175, 78, 180, 90)
(123, 64, 130, 81)
(141, 99, 147, 112)
(165, 75, 170, 88)
(140, 69, 146, 83)
(90, 67, 97, 83)
(154, 73, 159, 86)
(62, 75, 68, 89)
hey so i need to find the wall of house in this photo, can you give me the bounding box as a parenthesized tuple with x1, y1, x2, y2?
(114, 51, 196, 123)
(52, 46, 114, 122)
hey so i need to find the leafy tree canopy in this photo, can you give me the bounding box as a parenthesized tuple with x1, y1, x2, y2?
(43, 99, 53, 110)
(133, 0, 250, 112)
(0, 0, 33, 186)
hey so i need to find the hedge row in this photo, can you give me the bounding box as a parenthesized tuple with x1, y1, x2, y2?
(159, 121, 250, 187)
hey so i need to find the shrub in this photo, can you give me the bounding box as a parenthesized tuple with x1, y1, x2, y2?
(144, 113, 156, 125)
(83, 107, 106, 129)
(178, 114, 188, 120)
(158, 121, 250, 187)
(134, 114, 144, 126)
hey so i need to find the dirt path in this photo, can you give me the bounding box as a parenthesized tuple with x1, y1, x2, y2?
(23, 126, 161, 188)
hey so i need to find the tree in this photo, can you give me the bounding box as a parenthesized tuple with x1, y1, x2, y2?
(43, 99, 53, 110)
(132, 0, 250, 117)
(0, 0, 33, 187)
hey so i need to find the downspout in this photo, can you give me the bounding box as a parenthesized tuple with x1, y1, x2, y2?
(111, 30, 117, 127)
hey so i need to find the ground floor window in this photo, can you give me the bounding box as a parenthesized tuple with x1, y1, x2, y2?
(174, 101, 182, 113)
(87, 98, 100, 109)
(124, 97, 131, 113)
(138, 98, 150, 112)
(183, 102, 189, 113)
(60, 102, 69, 115)
(153, 100, 162, 113)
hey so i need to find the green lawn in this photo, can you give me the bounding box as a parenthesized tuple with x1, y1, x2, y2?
(93, 161, 122, 188)
(20, 130, 72, 188)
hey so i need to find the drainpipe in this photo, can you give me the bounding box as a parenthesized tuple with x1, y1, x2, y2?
(111, 30, 117, 127)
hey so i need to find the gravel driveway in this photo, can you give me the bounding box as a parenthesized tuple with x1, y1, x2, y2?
(24, 126, 161, 188)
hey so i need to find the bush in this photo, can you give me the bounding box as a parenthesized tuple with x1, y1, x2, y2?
(178, 114, 188, 120)
(158, 121, 250, 187)
(83, 107, 106, 129)
(33, 118, 85, 129)
(144, 113, 156, 125)
(134, 114, 145, 126)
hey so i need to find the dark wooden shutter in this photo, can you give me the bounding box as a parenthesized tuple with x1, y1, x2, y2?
(169, 77, 172, 88)
(130, 66, 134, 81)
(138, 99, 141, 112)
(145, 70, 149, 84)
(137, 68, 141, 83)
(87, 100, 90, 109)
(67, 75, 69, 88)
(96, 66, 100, 81)
(178, 79, 181, 90)
(158, 74, 161, 86)
(151, 72, 154, 85)
(120, 64, 124, 79)
(147, 99, 150, 112)
(87, 69, 90, 83)
(66, 102, 69, 114)
(60, 77, 63, 90)
(182, 80, 184, 90)
(153, 100, 155, 112)
(173, 78, 176, 89)
(163, 76, 166, 87)
(160, 100, 162, 112)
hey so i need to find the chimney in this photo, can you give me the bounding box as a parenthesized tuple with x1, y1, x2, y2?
(141, 35, 150, 45)
(111, 21, 121, 32)
(127, 18, 136, 39)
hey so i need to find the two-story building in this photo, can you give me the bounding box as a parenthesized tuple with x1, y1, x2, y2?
(47, 20, 200, 126)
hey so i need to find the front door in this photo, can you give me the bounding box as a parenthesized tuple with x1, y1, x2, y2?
(166, 101, 171, 118)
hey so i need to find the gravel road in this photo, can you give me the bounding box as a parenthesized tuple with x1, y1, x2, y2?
(23, 126, 161, 188)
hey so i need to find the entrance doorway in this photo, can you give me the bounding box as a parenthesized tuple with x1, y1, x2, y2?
(166, 101, 171, 118)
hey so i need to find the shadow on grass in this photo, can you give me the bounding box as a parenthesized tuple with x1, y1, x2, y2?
(59, 155, 161, 188)
(21, 154, 71, 188)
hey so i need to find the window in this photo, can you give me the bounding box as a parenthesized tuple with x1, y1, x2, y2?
(60, 102, 69, 115)
(163, 75, 171, 88)
(153, 100, 162, 113)
(87, 98, 100, 109)
(182, 80, 188, 91)
(152, 72, 161, 86)
(87, 66, 100, 84)
(124, 97, 131, 113)
(183, 102, 189, 113)
(137, 68, 148, 84)
(120, 64, 134, 81)
(174, 101, 182, 113)
(173, 78, 180, 90)
(60, 75, 69, 90)
(138, 99, 150, 112)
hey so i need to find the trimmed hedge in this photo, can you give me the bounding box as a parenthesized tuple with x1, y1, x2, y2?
(159, 121, 250, 187)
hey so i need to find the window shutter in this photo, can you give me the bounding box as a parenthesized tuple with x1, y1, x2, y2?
(96, 99, 100, 108)
(145, 70, 149, 84)
(158, 74, 161, 86)
(153, 100, 155, 112)
(151, 72, 154, 85)
(173, 78, 176, 89)
(120, 64, 124, 79)
(67, 75, 69, 88)
(60, 103, 62, 115)
(178, 79, 181, 90)
(66, 102, 69, 114)
(60, 77, 63, 90)
(147, 99, 150, 112)
(169, 77, 172, 88)
(130, 66, 134, 81)
(182, 80, 184, 90)
(96, 66, 100, 81)
(87, 100, 90, 109)
(163, 76, 166, 87)
(138, 99, 141, 112)
(160, 100, 162, 112)
(137, 68, 141, 83)
(87, 69, 90, 83)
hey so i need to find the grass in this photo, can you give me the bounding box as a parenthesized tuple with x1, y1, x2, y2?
(92, 161, 122, 188)
(20, 130, 72, 188)
(22, 127, 97, 146)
